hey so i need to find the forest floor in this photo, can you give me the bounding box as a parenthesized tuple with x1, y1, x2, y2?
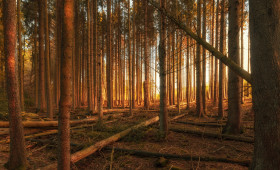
(0, 99, 253, 170)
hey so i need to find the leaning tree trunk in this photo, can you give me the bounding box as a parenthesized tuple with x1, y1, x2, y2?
(58, 0, 74, 169)
(223, 0, 241, 134)
(250, 0, 280, 169)
(4, 0, 27, 168)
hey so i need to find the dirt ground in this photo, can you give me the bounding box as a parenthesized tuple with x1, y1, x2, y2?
(0, 99, 253, 170)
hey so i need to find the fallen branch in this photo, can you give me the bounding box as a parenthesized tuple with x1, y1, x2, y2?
(104, 147, 251, 167)
(175, 121, 253, 129)
(0, 113, 123, 128)
(170, 128, 254, 143)
(40, 113, 187, 169)
(0, 118, 119, 144)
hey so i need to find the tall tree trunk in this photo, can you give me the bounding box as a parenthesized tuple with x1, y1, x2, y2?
(159, 0, 168, 137)
(74, 0, 80, 108)
(34, 17, 39, 109)
(218, 0, 225, 118)
(240, 0, 244, 104)
(58, 0, 74, 169)
(210, 0, 215, 100)
(250, 0, 280, 168)
(55, 0, 62, 108)
(107, 0, 112, 109)
(87, 0, 93, 112)
(4, 0, 27, 168)
(223, 0, 241, 134)
(196, 0, 203, 117)
(44, 0, 53, 120)
(202, 0, 207, 115)
(213, 0, 219, 105)
(144, 0, 150, 109)
(128, 0, 132, 114)
(39, 0, 46, 112)
(132, 0, 136, 109)
(17, 0, 24, 111)
(186, 35, 190, 109)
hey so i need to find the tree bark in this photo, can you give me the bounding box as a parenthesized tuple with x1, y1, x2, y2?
(202, 0, 207, 115)
(107, 0, 112, 109)
(196, 0, 203, 117)
(144, 0, 150, 109)
(17, 0, 24, 111)
(159, 0, 168, 137)
(223, 0, 241, 134)
(3, 0, 27, 168)
(218, 0, 225, 118)
(58, 0, 74, 169)
(39, 0, 46, 112)
(250, 0, 280, 168)
(44, 0, 53, 120)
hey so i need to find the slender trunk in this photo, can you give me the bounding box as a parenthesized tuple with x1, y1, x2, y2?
(218, 0, 225, 118)
(159, 0, 168, 137)
(87, 0, 93, 112)
(39, 0, 46, 112)
(34, 17, 39, 109)
(55, 0, 62, 108)
(44, 0, 53, 120)
(128, 0, 132, 114)
(202, 0, 207, 115)
(4, 0, 27, 168)
(74, 0, 80, 108)
(58, 0, 74, 169)
(144, 0, 150, 109)
(240, 0, 244, 104)
(107, 0, 112, 109)
(132, 0, 136, 108)
(214, 0, 219, 105)
(196, 0, 203, 117)
(17, 0, 24, 111)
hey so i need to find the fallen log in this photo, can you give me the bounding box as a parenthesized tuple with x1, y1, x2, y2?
(104, 147, 251, 167)
(170, 128, 254, 143)
(0, 113, 123, 128)
(0, 118, 120, 144)
(40, 113, 187, 169)
(175, 121, 253, 129)
(70, 116, 160, 163)
(0, 130, 58, 144)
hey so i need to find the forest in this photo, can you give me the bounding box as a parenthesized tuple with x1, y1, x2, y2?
(0, 0, 279, 169)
